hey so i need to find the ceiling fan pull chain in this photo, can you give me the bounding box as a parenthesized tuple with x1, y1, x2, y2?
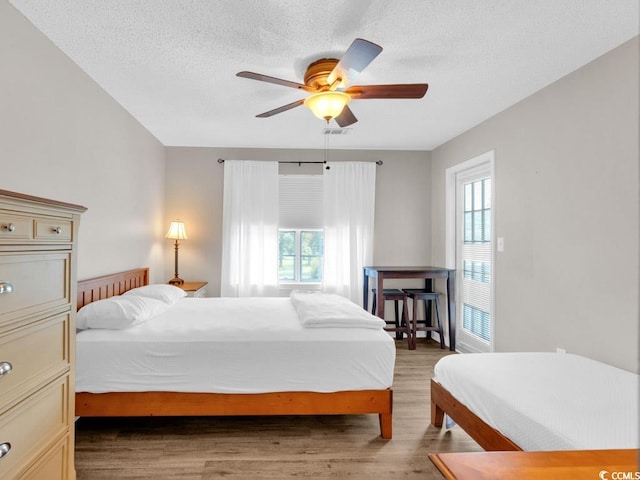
(324, 128, 328, 167)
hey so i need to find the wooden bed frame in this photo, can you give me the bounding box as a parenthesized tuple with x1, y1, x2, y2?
(430, 379, 521, 451)
(75, 268, 393, 439)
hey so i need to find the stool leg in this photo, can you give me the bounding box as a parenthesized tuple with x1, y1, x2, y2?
(394, 299, 403, 340)
(434, 295, 445, 349)
(402, 297, 413, 349)
(424, 299, 432, 340)
(402, 296, 416, 350)
(372, 292, 377, 315)
(412, 296, 418, 348)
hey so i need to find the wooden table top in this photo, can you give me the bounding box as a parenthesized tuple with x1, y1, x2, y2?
(429, 449, 639, 480)
(176, 281, 208, 292)
(364, 266, 455, 274)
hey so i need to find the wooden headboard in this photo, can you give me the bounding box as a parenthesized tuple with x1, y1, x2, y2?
(77, 268, 149, 310)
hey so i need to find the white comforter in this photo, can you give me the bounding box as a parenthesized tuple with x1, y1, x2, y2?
(76, 296, 395, 394)
(434, 352, 640, 451)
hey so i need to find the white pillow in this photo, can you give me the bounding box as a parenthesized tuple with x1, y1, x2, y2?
(123, 284, 186, 304)
(77, 295, 169, 330)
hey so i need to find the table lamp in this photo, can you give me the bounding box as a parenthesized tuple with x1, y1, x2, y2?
(166, 220, 188, 285)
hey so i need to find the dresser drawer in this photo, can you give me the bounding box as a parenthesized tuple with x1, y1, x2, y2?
(0, 253, 70, 326)
(0, 210, 73, 244)
(18, 436, 68, 480)
(0, 376, 68, 479)
(0, 314, 69, 410)
(0, 214, 32, 241)
(34, 220, 72, 242)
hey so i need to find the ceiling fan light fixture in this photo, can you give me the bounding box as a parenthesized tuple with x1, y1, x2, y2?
(304, 91, 351, 121)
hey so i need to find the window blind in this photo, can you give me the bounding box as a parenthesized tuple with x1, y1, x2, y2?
(279, 174, 323, 229)
(461, 177, 492, 343)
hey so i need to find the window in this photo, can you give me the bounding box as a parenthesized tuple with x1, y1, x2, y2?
(278, 229, 323, 282)
(278, 174, 324, 284)
(461, 176, 492, 344)
(463, 178, 491, 244)
(463, 260, 490, 283)
(462, 304, 491, 342)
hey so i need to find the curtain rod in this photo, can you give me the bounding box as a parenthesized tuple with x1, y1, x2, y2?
(217, 158, 383, 166)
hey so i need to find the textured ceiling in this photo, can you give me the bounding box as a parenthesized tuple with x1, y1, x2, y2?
(8, 0, 640, 150)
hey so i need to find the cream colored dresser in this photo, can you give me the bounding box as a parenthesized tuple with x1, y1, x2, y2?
(0, 190, 85, 480)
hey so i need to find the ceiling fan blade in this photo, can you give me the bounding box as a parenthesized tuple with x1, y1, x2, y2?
(327, 38, 382, 87)
(255, 99, 305, 118)
(345, 83, 429, 99)
(237, 71, 314, 92)
(334, 105, 358, 127)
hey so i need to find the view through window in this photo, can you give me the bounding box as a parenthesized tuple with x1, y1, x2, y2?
(278, 230, 323, 282)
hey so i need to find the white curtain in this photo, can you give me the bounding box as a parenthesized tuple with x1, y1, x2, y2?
(323, 162, 376, 306)
(221, 160, 279, 297)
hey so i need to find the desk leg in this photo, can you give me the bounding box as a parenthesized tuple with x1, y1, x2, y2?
(447, 272, 456, 351)
(376, 275, 385, 319)
(363, 272, 369, 311)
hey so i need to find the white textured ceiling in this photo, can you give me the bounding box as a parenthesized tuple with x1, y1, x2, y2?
(8, 0, 640, 150)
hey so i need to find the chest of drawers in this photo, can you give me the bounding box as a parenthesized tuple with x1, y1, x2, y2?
(0, 190, 85, 480)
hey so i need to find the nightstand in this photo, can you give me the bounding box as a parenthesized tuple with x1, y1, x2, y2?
(174, 281, 208, 298)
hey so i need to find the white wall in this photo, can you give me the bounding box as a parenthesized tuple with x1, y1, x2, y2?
(430, 37, 639, 372)
(0, 1, 166, 282)
(165, 147, 431, 300)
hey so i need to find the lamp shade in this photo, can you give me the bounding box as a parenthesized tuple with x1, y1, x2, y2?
(303, 91, 350, 121)
(165, 220, 188, 240)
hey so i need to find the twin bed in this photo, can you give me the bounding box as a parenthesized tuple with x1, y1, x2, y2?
(429, 353, 639, 478)
(75, 268, 395, 438)
(430, 352, 639, 452)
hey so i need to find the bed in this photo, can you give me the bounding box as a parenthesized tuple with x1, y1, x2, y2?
(75, 268, 395, 438)
(430, 352, 640, 451)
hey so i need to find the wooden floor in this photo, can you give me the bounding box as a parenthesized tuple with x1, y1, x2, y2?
(74, 339, 482, 479)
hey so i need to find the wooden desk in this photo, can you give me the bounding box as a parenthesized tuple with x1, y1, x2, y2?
(429, 449, 639, 480)
(363, 266, 456, 350)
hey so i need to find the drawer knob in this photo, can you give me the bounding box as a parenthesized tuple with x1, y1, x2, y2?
(0, 362, 12, 377)
(2, 223, 15, 232)
(0, 442, 10, 459)
(0, 282, 13, 294)
(53, 226, 62, 234)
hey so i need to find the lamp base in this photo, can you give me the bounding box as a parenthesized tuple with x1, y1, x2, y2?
(168, 277, 184, 285)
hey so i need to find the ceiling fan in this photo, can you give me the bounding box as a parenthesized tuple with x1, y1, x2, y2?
(236, 38, 428, 127)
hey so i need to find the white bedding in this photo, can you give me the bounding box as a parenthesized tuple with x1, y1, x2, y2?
(76, 297, 395, 394)
(290, 290, 386, 329)
(433, 352, 640, 451)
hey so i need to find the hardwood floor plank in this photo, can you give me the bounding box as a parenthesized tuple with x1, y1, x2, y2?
(75, 339, 482, 479)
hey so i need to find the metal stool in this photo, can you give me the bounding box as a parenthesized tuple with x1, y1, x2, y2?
(402, 289, 445, 349)
(372, 288, 413, 349)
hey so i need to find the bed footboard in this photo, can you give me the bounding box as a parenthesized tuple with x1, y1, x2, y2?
(430, 379, 521, 451)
